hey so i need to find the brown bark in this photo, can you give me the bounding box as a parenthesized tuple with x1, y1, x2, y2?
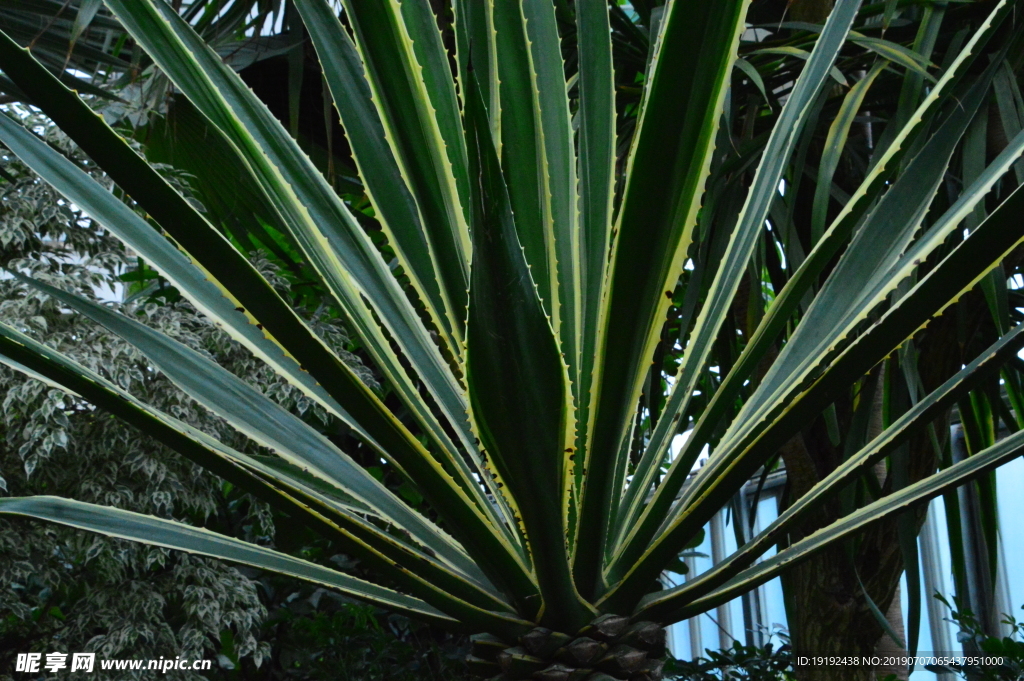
(788, 0, 834, 23)
(781, 426, 937, 681)
(779, 424, 910, 681)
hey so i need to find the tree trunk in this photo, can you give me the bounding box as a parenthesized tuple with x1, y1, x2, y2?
(780, 303, 970, 680)
(780, 430, 909, 681)
(789, 0, 834, 23)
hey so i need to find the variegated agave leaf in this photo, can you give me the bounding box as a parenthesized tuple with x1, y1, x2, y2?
(2, 1, 1024, 679)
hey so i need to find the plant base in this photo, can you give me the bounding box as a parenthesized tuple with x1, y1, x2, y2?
(467, 614, 666, 680)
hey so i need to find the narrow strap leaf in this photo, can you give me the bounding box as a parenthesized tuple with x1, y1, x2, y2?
(637, 426, 1024, 623)
(0, 324, 522, 620)
(855, 566, 907, 650)
(871, 3, 949, 159)
(318, 0, 472, 346)
(610, 0, 1014, 580)
(520, 0, 582, 390)
(608, 159, 1024, 614)
(0, 29, 509, 551)
(98, 0, 485, 523)
(811, 60, 885, 243)
(491, 0, 553, 321)
(748, 46, 848, 85)
(849, 34, 936, 82)
(575, 0, 752, 597)
(0, 496, 456, 626)
(453, 0, 500, 148)
(0, 324, 369, 518)
(745, 69, 998, 433)
(622, 322, 1024, 611)
(712, 76, 1019, 490)
(55, 1, 532, 588)
(3, 276, 490, 580)
(734, 58, 771, 107)
(0, 96, 371, 458)
(287, 0, 520, 544)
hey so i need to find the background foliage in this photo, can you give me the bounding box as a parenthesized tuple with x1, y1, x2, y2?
(0, 117, 467, 680)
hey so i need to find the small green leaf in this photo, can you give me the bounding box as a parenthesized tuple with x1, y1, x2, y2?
(398, 482, 424, 506)
(850, 34, 937, 82)
(684, 528, 706, 550)
(735, 57, 771, 108)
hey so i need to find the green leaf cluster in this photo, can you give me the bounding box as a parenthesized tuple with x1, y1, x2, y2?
(1, 1, 1024, 670)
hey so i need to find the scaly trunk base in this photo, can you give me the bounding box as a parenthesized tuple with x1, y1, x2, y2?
(467, 614, 666, 680)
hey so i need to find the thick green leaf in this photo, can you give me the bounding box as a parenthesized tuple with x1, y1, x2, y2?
(609, 143, 1024, 613)
(575, 0, 751, 597)
(463, 67, 591, 630)
(5, 275, 488, 581)
(325, 0, 472, 347)
(491, 0, 551, 320)
(50, 2, 535, 597)
(575, 0, 616, 506)
(610, 0, 1014, 584)
(0, 41, 529, 576)
(453, 0, 499, 147)
(520, 0, 581, 389)
(609, 0, 863, 571)
(292, 0, 463, 358)
(0, 99, 367, 453)
(743, 72, 999, 440)
(0, 30, 493, 543)
(287, 1, 519, 541)
(0, 496, 456, 626)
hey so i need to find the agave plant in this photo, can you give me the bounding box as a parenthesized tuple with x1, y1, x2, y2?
(2, 1, 1024, 679)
